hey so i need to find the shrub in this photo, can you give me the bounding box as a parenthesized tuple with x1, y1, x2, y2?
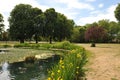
(52, 41, 82, 50)
(47, 47, 87, 80)
(24, 56, 37, 63)
(31, 44, 40, 48)
(2, 44, 12, 48)
(41, 43, 52, 49)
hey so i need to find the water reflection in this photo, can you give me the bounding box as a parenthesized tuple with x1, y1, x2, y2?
(0, 54, 61, 80)
(0, 62, 11, 80)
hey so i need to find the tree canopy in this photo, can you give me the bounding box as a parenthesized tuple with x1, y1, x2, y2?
(0, 13, 4, 40)
(115, 3, 120, 22)
(44, 8, 57, 44)
(8, 4, 74, 43)
(0, 13, 4, 34)
(9, 4, 43, 43)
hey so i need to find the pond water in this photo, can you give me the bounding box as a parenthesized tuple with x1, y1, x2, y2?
(0, 55, 60, 80)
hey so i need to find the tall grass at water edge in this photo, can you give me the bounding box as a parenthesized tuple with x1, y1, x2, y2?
(47, 41, 88, 80)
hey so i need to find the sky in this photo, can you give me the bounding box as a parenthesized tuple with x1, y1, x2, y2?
(0, 0, 120, 29)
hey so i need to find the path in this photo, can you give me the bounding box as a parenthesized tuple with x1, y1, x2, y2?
(77, 44, 120, 80)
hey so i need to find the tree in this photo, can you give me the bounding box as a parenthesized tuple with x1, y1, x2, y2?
(34, 13, 45, 43)
(71, 27, 80, 42)
(2, 31, 8, 44)
(109, 21, 120, 42)
(9, 4, 35, 43)
(97, 19, 110, 42)
(79, 27, 86, 43)
(98, 19, 110, 30)
(115, 3, 120, 22)
(114, 3, 120, 43)
(116, 31, 120, 43)
(54, 13, 74, 41)
(30, 7, 43, 43)
(0, 13, 4, 40)
(44, 8, 57, 44)
(85, 26, 107, 47)
(85, 22, 98, 29)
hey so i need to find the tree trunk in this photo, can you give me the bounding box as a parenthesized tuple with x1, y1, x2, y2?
(36, 39, 38, 44)
(49, 36, 52, 44)
(91, 42, 96, 47)
(35, 34, 38, 44)
(20, 39, 24, 43)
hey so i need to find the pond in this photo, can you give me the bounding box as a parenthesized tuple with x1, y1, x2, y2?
(0, 54, 61, 80)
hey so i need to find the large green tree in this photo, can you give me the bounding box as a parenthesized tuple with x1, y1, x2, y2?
(114, 3, 120, 43)
(78, 27, 86, 43)
(0, 13, 4, 39)
(44, 8, 57, 44)
(54, 13, 74, 41)
(9, 4, 37, 43)
(115, 3, 120, 22)
(109, 21, 120, 42)
(34, 13, 45, 43)
(71, 26, 86, 43)
(71, 27, 80, 42)
(98, 19, 110, 30)
(31, 7, 43, 43)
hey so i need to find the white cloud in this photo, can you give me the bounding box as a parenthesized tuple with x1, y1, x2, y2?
(0, 0, 49, 29)
(77, 5, 117, 25)
(54, 0, 94, 10)
(85, 0, 96, 2)
(90, 10, 101, 14)
(98, 3, 104, 8)
(0, 0, 49, 13)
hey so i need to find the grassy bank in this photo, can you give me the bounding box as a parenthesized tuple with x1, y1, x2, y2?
(47, 41, 88, 80)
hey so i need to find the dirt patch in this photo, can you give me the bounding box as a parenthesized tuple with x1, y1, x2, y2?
(77, 44, 120, 80)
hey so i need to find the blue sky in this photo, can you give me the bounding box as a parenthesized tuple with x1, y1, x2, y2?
(0, 0, 120, 29)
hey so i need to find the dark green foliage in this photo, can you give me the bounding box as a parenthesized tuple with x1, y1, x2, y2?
(0, 13, 4, 40)
(44, 8, 57, 44)
(2, 44, 12, 48)
(32, 8, 43, 43)
(0, 13, 4, 33)
(52, 41, 81, 50)
(9, 4, 42, 43)
(71, 27, 80, 42)
(98, 19, 110, 30)
(54, 13, 74, 41)
(115, 3, 120, 22)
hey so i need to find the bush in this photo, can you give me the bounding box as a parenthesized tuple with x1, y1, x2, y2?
(24, 56, 37, 63)
(52, 41, 82, 50)
(2, 44, 12, 48)
(31, 44, 40, 48)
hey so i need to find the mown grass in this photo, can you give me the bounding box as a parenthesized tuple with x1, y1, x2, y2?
(77, 43, 120, 57)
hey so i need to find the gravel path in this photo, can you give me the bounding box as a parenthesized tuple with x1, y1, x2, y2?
(77, 44, 120, 80)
